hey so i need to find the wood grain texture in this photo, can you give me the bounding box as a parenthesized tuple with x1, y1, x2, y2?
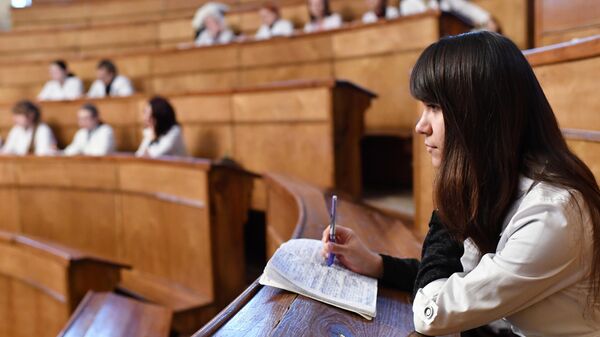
(534, 0, 600, 47)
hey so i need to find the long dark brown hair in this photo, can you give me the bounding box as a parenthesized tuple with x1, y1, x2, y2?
(148, 96, 179, 140)
(374, 0, 389, 18)
(410, 31, 600, 299)
(307, 0, 332, 22)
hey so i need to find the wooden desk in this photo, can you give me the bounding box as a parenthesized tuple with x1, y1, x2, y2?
(59, 291, 172, 337)
(533, 0, 600, 47)
(0, 230, 127, 337)
(193, 173, 428, 336)
(0, 155, 253, 334)
(0, 79, 373, 200)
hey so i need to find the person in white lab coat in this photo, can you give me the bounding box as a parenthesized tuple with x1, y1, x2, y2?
(304, 0, 342, 33)
(362, 0, 399, 24)
(192, 2, 235, 46)
(37, 60, 84, 101)
(87, 59, 134, 98)
(1, 100, 57, 156)
(63, 103, 115, 156)
(136, 96, 187, 158)
(255, 2, 294, 40)
(322, 32, 600, 336)
(400, 0, 497, 31)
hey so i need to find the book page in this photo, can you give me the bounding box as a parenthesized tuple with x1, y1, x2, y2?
(264, 239, 377, 317)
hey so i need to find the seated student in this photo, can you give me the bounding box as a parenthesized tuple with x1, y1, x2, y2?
(400, 0, 498, 31)
(136, 96, 187, 158)
(304, 0, 342, 33)
(362, 0, 399, 24)
(63, 103, 115, 156)
(255, 2, 294, 40)
(2, 100, 56, 156)
(87, 60, 134, 98)
(37, 60, 84, 101)
(192, 2, 235, 46)
(322, 32, 600, 336)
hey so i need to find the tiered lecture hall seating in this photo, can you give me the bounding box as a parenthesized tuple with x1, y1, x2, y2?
(193, 173, 455, 337)
(0, 155, 254, 334)
(0, 230, 126, 337)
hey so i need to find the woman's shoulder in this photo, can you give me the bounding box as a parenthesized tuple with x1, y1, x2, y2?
(65, 76, 82, 84)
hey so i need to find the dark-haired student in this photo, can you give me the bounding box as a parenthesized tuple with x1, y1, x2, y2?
(304, 0, 342, 33)
(87, 59, 134, 98)
(63, 104, 115, 156)
(255, 2, 294, 40)
(362, 0, 399, 24)
(322, 31, 600, 336)
(135, 96, 187, 158)
(38, 60, 84, 101)
(1, 100, 57, 156)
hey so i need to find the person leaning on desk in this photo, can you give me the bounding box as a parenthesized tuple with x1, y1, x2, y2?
(322, 31, 600, 336)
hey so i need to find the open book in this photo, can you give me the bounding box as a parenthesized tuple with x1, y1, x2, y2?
(259, 238, 378, 319)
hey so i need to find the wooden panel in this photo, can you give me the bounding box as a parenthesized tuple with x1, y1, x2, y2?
(535, 0, 600, 47)
(472, 0, 529, 49)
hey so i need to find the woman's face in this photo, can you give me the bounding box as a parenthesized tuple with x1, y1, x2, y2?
(77, 108, 98, 130)
(143, 104, 156, 128)
(49, 64, 66, 83)
(13, 113, 33, 128)
(308, 0, 325, 19)
(259, 8, 278, 26)
(366, 0, 383, 11)
(204, 15, 222, 35)
(415, 102, 445, 168)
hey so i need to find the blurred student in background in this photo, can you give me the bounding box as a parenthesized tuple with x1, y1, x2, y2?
(38, 60, 84, 101)
(2, 100, 56, 156)
(400, 0, 497, 31)
(87, 59, 134, 98)
(193, 2, 235, 46)
(255, 2, 294, 40)
(362, 0, 399, 24)
(304, 0, 342, 33)
(63, 103, 115, 156)
(136, 96, 187, 158)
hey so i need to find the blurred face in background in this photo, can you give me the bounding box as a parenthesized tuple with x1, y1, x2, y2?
(77, 108, 99, 130)
(308, 0, 325, 19)
(366, 0, 383, 11)
(142, 104, 156, 129)
(49, 63, 67, 83)
(259, 7, 278, 26)
(13, 113, 34, 129)
(204, 15, 222, 35)
(96, 67, 115, 86)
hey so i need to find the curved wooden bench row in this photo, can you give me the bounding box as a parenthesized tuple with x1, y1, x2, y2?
(0, 155, 254, 334)
(0, 230, 127, 337)
(59, 291, 172, 337)
(0, 79, 373, 200)
(0, 12, 436, 132)
(533, 0, 600, 47)
(412, 34, 600, 236)
(193, 173, 428, 336)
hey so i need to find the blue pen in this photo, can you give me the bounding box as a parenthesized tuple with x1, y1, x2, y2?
(327, 195, 338, 266)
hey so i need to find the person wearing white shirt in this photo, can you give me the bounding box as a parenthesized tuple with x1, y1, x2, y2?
(255, 2, 294, 40)
(38, 60, 84, 101)
(304, 0, 342, 33)
(400, 0, 498, 31)
(2, 100, 57, 156)
(192, 2, 235, 46)
(362, 0, 399, 24)
(321, 32, 600, 336)
(136, 96, 187, 158)
(63, 103, 115, 156)
(87, 59, 134, 98)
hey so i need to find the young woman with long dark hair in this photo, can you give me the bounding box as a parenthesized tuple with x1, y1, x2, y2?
(322, 31, 600, 336)
(136, 96, 187, 158)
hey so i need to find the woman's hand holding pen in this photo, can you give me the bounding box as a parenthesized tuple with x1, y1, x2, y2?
(321, 225, 384, 279)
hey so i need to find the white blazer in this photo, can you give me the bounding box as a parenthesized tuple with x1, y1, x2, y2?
(362, 7, 399, 24)
(413, 176, 600, 336)
(195, 28, 235, 46)
(402, 0, 490, 25)
(63, 124, 115, 156)
(304, 13, 342, 33)
(1, 123, 56, 156)
(38, 76, 84, 101)
(135, 126, 187, 158)
(255, 19, 294, 40)
(87, 75, 134, 98)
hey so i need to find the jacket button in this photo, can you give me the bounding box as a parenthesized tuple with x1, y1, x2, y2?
(424, 306, 433, 318)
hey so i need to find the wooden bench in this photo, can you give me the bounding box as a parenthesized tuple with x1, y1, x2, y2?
(0, 230, 127, 337)
(0, 79, 373, 200)
(533, 0, 600, 47)
(0, 155, 253, 334)
(59, 291, 172, 337)
(193, 173, 458, 336)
